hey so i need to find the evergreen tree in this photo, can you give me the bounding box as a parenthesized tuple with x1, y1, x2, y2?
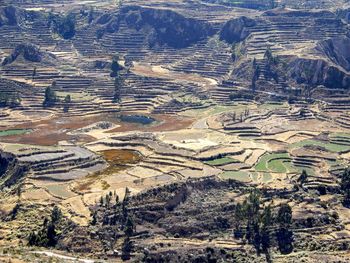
(298, 170, 308, 185)
(51, 206, 62, 223)
(121, 237, 132, 261)
(91, 211, 97, 225)
(124, 217, 134, 237)
(46, 221, 57, 247)
(43, 85, 58, 107)
(276, 204, 293, 254)
(113, 72, 123, 103)
(341, 169, 350, 207)
(63, 94, 71, 113)
(261, 206, 273, 262)
(233, 203, 244, 239)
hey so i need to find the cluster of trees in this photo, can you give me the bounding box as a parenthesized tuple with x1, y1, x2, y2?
(264, 47, 279, 83)
(28, 206, 62, 247)
(94, 188, 134, 261)
(43, 82, 71, 112)
(233, 191, 293, 261)
(227, 109, 250, 123)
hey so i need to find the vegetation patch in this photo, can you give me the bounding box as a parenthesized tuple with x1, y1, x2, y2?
(219, 171, 250, 182)
(0, 129, 32, 137)
(255, 152, 290, 172)
(98, 149, 142, 175)
(290, 139, 350, 153)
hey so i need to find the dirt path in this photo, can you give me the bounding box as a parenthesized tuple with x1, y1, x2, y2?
(33, 251, 95, 263)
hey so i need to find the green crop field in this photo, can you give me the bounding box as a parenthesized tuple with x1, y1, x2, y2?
(255, 152, 290, 172)
(290, 139, 350, 153)
(0, 129, 32, 137)
(219, 171, 251, 182)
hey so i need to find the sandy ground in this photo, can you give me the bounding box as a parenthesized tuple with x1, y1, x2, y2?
(132, 62, 217, 87)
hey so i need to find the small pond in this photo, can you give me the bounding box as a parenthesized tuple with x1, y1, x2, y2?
(119, 115, 156, 125)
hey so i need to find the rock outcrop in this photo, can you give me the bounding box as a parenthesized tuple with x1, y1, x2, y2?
(97, 6, 216, 48)
(0, 151, 28, 188)
(317, 36, 350, 71)
(219, 16, 256, 44)
(287, 57, 350, 89)
(1, 43, 57, 66)
(0, 6, 17, 27)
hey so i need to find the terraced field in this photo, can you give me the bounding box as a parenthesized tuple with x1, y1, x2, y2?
(0, 0, 350, 261)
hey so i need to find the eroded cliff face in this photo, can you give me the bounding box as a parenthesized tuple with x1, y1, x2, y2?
(287, 57, 350, 89)
(219, 16, 256, 44)
(0, 6, 17, 27)
(0, 151, 28, 188)
(318, 37, 350, 72)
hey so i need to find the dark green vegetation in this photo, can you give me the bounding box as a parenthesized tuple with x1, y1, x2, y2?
(43, 85, 58, 108)
(63, 94, 71, 113)
(48, 12, 76, 39)
(28, 206, 63, 247)
(341, 169, 350, 207)
(111, 55, 125, 103)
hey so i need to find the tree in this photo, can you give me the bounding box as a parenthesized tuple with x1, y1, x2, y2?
(234, 203, 244, 239)
(247, 190, 260, 218)
(124, 217, 134, 237)
(46, 221, 57, 247)
(110, 54, 124, 77)
(91, 211, 97, 225)
(341, 169, 350, 207)
(298, 170, 308, 185)
(105, 194, 111, 208)
(122, 187, 130, 222)
(51, 206, 62, 223)
(277, 204, 292, 226)
(121, 237, 132, 261)
(251, 58, 260, 92)
(261, 206, 273, 262)
(113, 72, 123, 103)
(276, 204, 293, 254)
(27, 216, 58, 247)
(63, 94, 71, 113)
(264, 47, 279, 83)
(43, 85, 58, 107)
